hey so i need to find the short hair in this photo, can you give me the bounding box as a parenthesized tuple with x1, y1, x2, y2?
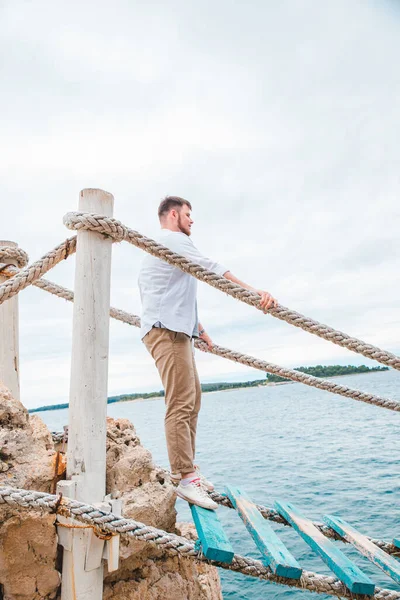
(158, 196, 192, 220)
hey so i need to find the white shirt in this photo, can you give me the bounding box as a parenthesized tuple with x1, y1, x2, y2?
(138, 229, 228, 340)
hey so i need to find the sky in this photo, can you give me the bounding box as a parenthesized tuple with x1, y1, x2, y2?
(1, 0, 399, 409)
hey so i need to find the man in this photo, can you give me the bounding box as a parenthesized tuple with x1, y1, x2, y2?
(138, 197, 277, 510)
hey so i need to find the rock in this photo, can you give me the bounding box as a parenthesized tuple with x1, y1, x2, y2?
(0, 514, 60, 599)
(0, 383, 60, 600)
(104, 417, 222, 599)
(103, 553, 223, 600)
(0, 383, 55, 491)
(0, 391, 222, 599)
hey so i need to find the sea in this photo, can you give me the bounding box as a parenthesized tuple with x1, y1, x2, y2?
(38, 369, 400, 600)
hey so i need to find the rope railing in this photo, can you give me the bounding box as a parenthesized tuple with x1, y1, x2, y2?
(49, 426, 399, 554)
(1, 201, 399, 598)
(1, 261, 398, 412)
(1, 256, 399, 413)
(61, 211, 400, 371)
(0, 485, 398, 600)
(1, 214, 399, 373)
(0, 237, 77, 305)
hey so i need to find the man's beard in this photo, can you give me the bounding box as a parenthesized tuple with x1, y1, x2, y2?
(178, 214, 191, 236)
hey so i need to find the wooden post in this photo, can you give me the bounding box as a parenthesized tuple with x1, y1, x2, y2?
(61, 189, 114, 600)
(0, 241, 20, 400)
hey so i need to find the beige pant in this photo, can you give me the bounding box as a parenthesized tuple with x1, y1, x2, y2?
(143, 327, 201, 475)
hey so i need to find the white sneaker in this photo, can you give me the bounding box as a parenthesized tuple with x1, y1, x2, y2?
(175, 478, 218, 510)
(170, 467, 214, 491)
(194, 465, 214, 492)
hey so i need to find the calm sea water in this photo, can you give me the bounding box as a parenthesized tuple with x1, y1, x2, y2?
(39, 370, 400, 600)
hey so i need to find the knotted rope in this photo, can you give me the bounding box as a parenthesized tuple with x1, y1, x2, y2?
(0, 486, 398, 599)
(0, 261, 395, 412)
(62, 211, 400, 371)
(52, 431, 400, 555)
(0, 238, 77, 305)
(0, 246, 29, 269)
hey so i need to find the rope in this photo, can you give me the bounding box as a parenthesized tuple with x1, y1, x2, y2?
(0, 237, 77, 306)
(0, 257, 394, 555)
(0, 486, 398, 599)
(2, 246, 398, 547)
(195, 341, 400, 412)
(5, 261, 394, 412)
(0, 265, 143, 327)
(0, 246, 29, 269)
(49, 435, 400, 556)
(63, 211, 400, 371)
(4, 257, 391, 555)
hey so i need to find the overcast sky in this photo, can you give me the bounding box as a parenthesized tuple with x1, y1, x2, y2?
(1, 0, 400, 409)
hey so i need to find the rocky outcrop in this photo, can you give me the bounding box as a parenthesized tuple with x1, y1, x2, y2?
(0, 385, 222, 599)
(103, 418, 222, 599)
(0, 383, 60, 600)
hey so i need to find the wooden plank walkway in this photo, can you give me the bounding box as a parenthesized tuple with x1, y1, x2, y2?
(186, 486, 395, 594)
(325, 515, 400, 585)
(226, 486, 302, 579)
(190, 504, 234, 563)
(275, 501, 375, 595)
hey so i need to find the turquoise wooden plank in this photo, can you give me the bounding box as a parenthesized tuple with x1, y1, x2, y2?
(226, 486, 302, 579)
(325, 515, 400, 586)
(393, 538, 400, 549)
(190, 504, 234, 563)
(275, 501, 375, 596)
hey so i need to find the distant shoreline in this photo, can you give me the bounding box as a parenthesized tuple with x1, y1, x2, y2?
(29, 367, 388, 413)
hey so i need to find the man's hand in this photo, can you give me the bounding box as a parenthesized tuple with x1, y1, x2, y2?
(256, 290, 278, 311)
(199, 329, 213, 350)
(222, 271, 277, 312)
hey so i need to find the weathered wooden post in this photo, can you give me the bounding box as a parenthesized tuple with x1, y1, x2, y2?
(0, 241, 21, 400)
(58, 189, 114, 599)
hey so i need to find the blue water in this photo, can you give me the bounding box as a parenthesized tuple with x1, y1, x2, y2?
(39, 370, 400, 599)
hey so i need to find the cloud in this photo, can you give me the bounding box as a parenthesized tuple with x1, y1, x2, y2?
(0, 0, 399, 408)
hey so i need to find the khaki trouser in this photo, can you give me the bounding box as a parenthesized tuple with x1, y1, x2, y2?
(143, 327, 201, 475)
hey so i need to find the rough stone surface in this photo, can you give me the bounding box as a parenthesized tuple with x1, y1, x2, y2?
(0, 388, 222, 599)
(0, 383, 60, 600)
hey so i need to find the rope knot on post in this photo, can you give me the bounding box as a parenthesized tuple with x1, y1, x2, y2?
(0, 246, 29, 268)
(63, 212, 126, 242)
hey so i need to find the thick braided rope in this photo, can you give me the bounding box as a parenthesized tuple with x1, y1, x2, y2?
(63, 212, 400, 371)
(0, 246, 29, 269)
(49, 431, 400, 557)
(195, 341, 400, 412)
(0, 263, 396, 413)
(0, 265, 142, 327)
(5, 263, 395, 412)
(0, 237, 77, 306)
(0, 486, 398, 599)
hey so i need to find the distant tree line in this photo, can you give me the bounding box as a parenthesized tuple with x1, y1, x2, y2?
(266, 364, 389, 383)
(200, 380, 265, 393)
(29, 365, 389, 413)
(30, 390, 167, 413)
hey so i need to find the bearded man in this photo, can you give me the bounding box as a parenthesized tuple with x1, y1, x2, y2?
(138, 196, 276, 510)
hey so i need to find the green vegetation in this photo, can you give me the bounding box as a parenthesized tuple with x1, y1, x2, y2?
(201, 380, 265, 392)
(29, 364, 389, 413)
(30, 390, 166, 413)
(266, 364, 389, 383)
